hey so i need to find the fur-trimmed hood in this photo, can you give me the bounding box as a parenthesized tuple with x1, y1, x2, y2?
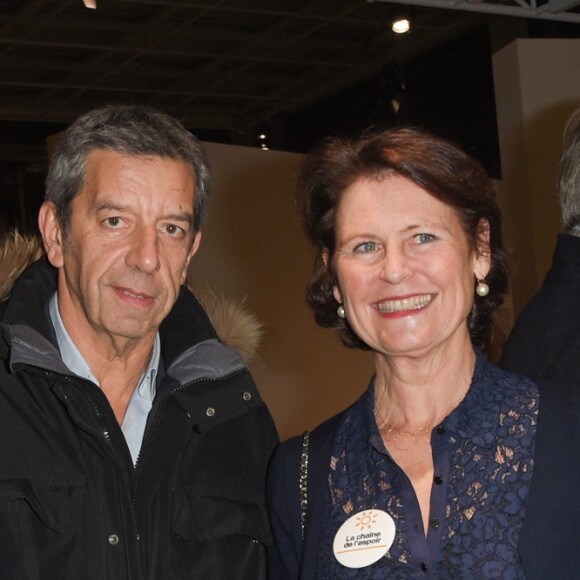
(0, 231, 262, 363)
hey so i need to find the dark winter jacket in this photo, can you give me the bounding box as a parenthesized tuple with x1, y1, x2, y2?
(500, 233, 580, 385)
(0, 252, 278, 580)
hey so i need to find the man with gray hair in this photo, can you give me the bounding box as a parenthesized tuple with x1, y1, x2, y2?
(500, 107, 580, 384)
(0, 104, 277, 579)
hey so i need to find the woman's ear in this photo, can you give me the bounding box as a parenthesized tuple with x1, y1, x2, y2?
(474, 218, 491, 280)
(322, 248, 330, 270)
(38, 201, 65, 268)
(322, 248, 342, 303)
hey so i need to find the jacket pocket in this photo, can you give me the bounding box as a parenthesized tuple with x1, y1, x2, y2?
(0, 476, 86, 579)
(170, 490, 270, 579)
(172, 489, 271, 545)
(0, 476, 85, 533)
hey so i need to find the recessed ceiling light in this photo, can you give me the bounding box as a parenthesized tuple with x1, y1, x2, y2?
(392, 17, 411, 33)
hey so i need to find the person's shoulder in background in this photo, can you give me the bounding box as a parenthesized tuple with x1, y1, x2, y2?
(519, 378, 580, 580)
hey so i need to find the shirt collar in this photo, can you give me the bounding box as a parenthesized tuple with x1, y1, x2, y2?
(48, 292, 160, 399)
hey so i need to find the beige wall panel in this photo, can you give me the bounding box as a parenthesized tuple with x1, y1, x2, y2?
(493, 39, 580, 316)
(188, 143, 373, 440)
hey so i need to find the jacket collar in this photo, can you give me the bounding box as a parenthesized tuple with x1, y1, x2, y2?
(0, 232, 263, 365)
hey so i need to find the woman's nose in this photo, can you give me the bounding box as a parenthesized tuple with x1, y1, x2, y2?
(378, 247, 412, 284)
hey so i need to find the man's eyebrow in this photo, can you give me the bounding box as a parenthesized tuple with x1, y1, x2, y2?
(95, 203, 194, 226)
(165, 213, 194, 227)
(96, 201, 126, 212)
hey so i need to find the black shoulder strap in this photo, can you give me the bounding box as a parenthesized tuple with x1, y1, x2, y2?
(298, 414, 343, 579)
(299, 431, 310, 540)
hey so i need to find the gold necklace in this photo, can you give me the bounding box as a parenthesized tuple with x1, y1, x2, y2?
(376, 380, 472, 452)
(382, 423, 433, 451)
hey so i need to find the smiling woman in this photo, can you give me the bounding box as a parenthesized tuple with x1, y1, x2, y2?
(298, 127, 507, 353)
(330, 175, 489, 360)
(266, 127, 549, 579)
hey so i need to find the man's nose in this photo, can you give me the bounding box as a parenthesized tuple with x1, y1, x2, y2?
(125, 227, 161, 274)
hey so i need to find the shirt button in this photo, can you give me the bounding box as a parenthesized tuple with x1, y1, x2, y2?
(421, 562, 428, 572)
(242, 391, 252, 402)
(206, 407, 215, 417)
(434, 475, 443, 485)
(436, 426, 446, 435)
(429, 517, 440, 529)
(108, 534, 120, 545)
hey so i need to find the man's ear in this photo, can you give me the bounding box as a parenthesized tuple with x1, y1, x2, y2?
(38, 201, 65, 268)
(181, 230, 202, 284)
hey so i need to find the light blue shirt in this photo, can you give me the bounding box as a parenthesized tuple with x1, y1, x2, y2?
(49, 293, 160, 465)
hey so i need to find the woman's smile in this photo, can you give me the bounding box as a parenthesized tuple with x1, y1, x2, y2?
(375, 293, 434, 315)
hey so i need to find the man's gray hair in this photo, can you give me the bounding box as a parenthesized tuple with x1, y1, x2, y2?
(46, 104, 212, 234)
(559, 107, 580, 235)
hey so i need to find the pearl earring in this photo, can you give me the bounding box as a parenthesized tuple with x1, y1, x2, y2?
(337, 305, 346, 319)
(476, 279, 490, 297)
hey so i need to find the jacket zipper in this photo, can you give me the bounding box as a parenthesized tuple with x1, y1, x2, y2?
(130, 370, 244, 512)
(62, 374, 114, 445)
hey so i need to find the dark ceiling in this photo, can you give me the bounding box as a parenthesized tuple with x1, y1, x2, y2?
(0, 0, 555, 164)
(0, 0, 486, 130)
(0, 0, 578, 233)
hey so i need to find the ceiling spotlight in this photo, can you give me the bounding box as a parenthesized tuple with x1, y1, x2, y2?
(391, 8, 413, 33)
(392, 17, 410, 33)
(255, 129, 270, 151)
(83, 0, 97, 8)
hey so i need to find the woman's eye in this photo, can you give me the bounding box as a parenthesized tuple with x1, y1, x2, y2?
(355, 241, 377, 253)
(415, 233, 435, 244)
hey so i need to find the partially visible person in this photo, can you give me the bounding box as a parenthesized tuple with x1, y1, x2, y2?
(267, 127, 580, 579)
(500, 107, 580, 384)
(0, 104, 277, 579)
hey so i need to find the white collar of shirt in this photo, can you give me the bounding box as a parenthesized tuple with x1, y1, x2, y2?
(48, 293, 160, 465)
(48, 292, 160, 397)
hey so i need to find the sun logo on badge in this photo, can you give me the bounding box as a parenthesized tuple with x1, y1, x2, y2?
(355, 511, 377, 530)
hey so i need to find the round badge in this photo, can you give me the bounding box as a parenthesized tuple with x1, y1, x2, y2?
(332, 509, 395, 569)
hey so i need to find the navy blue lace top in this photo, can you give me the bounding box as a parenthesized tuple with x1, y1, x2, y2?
(316, 353, 539, 579)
